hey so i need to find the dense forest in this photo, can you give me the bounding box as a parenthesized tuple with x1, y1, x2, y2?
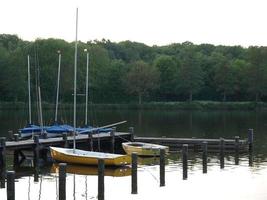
(1, 34, 267, 105)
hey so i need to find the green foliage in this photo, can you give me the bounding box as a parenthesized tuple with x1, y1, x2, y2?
(2, 34, 267, 104)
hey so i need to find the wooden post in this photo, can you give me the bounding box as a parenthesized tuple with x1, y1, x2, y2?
(234, 136, 239, 165)
(129, 127, 134, 142)
(0, 137, 6, 169)
(0, 138, 6, 189)
(59, 163, 67, 200)
(33, 135, 40, 168)
(13, 134, 19, 142)
(202, 141, 208, 174)
(160, 149, 165, 187)
(220, 138, 225, 169)
(89, 133, 94, 151)
(34, 166, 39, 182)
(182, 144, 188, 180)
(98, 159, 105, 200)
(249, 150, 253, 167)
(0, 169, 5, 188)
(62, 133, 68, 148)
(131, 153, 138, 194)
(248, 129, 254, 152)
(97, 130, 101, 152)
(13, 150, 19, 167)
(110, 128, 115, 153)
(7, 171, 15, 200)
(8, 130, 13, 140)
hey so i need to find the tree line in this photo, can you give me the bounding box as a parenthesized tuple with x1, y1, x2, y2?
(1, 34, 267, 104)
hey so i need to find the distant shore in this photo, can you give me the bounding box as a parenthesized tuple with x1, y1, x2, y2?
(1, 101, 266, 111)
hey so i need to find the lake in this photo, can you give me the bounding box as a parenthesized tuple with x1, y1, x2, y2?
(0, 109, 267, 200)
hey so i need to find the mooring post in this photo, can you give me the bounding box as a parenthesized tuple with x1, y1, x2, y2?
(110, 127, 116, 153)
(160, 149, 165, 187)
(33, 135, 40, 168)
(248, 129, 254, 152)
(220, 138, 225, 169)
(34, 166, 39, 182)
(13, 150, 19, 167)
(131, 153, 138, 194)
(98, 159, 105, 200)
(7, 171, 15, 200)
(0, 137, 6, 169)
(62, 133, 68, 148)
(89, 133, 94, 151)
(97, 130, 101, 152)
(234, 136, 240, 165)
(202, 141, 208, 173)
(182, 144, 188, 180)
(13, 134, 19, 142)
(0, 168, 5, 188)
(59, 163, 67, 200)
(129, 127, 134, 141)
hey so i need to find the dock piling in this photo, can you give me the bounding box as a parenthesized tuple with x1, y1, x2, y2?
(234, 136, 239, 165)
(202, 141, 208, 173)
(182, 144, 188, 180)
(160, 149, 165, 186)
(7, 171, 15, 200)
(220, 138, 225, 169)
(98, 159, 105, 200)
(131, 153, 138, 194)
(97, 130, 101, 152)
(129, 127, 134, 141)
(59, 163, 67, 200)
(62, 133, 68, 148)
(248, 129, 254, 152)
(13, 134, 19, 142)
(34, 166, 39, 182)
(110, 127, 115, 153)
(89, 133, 93, 151)
(33, 135, 40, 168)
(0, 137, 6, 169)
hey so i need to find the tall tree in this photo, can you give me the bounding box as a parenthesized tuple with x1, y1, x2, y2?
(124, 61, 159, 104)
(154, 55, 179, 100)
(177, 47, 204, 101)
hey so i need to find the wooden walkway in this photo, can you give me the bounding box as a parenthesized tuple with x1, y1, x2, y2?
(134, 136, 248, 152)
(5, 132, 132, 150)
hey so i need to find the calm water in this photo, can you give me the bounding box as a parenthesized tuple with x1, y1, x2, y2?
(0, 109, 267, 200)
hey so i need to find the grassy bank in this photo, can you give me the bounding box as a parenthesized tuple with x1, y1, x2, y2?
(1, 101, 267, 111)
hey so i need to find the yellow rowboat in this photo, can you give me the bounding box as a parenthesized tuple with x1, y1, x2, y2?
(50, 147, 131, 166)
(51, 163, 131, 177)
(122, 142, 169, 156)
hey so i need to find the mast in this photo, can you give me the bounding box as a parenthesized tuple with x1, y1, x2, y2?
(55, 51, 61, 123)
(27, 55, 32, 124)
(84, 49, 89, 126)
(73, 8, 78, 151)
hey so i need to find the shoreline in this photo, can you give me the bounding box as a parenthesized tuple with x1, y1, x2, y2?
(0, 101, 266, 111)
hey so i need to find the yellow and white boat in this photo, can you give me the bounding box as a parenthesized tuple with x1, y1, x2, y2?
(50, 147, 131, 166)
(122, 142, 169, 156)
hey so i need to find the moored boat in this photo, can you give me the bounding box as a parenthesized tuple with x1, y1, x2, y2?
(50, 147, 131, 166)
(122, 142, 169, 156)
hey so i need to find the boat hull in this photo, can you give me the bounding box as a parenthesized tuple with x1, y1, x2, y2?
(50, 147, 131, 166)
(122, 142, 169, 156)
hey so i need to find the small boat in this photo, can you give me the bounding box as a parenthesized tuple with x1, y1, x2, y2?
(45, 124, 74, 138)
(122, 142, 169, 156)
(50, 147, 131, 166)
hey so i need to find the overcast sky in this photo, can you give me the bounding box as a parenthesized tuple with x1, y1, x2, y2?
(1, 0, 267, 47)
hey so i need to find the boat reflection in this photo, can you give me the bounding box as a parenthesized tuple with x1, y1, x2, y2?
(51, 163, 131, 177)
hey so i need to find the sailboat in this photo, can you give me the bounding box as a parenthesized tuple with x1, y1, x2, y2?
(19, 55, 45, 139)
(50, 8, 131, 166)
(45, 51, 74, 138)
